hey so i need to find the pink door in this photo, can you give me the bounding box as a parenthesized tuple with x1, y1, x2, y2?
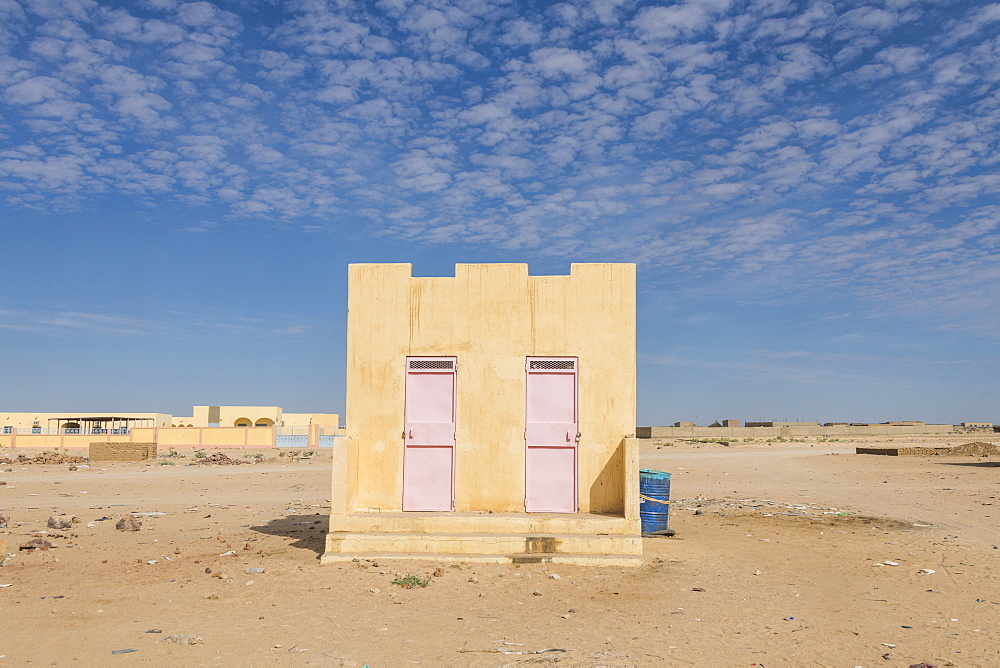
(525, 357, 578, 513)
(403, 357, 456, 511)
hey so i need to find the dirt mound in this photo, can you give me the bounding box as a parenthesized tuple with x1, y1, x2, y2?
(942, 441, 1000, 456)
(194, 452, 249, 465)
(0, 452, 86, 465)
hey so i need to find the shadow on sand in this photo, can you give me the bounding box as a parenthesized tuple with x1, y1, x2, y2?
(939, 461, 1000, 468)
(250, 513, 327, 557)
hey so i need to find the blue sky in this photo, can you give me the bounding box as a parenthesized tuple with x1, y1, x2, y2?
(1, 0, 997, 425)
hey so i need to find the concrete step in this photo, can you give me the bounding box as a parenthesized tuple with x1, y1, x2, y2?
(328, 511, 638, 535)
(324, 531, 642, 557)
(320, 550, 643, 567)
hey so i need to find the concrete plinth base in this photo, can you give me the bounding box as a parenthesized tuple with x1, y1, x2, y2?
(321, 511, 643, 567)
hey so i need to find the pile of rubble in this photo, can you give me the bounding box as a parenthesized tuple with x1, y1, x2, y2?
(941, 442, 1000, 457)
(194, 453, 250, 466)
(0, 451, 86, 465)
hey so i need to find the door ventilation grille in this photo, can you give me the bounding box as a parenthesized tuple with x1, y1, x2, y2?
(409, 359, 455, 370)
(529, 359, 576, 370)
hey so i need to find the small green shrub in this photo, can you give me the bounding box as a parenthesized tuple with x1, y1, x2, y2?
(392, 573, 432, 589)
(194, 450, 206, 459)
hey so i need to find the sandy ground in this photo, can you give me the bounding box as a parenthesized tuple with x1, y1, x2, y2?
(1, 438, 998, 667)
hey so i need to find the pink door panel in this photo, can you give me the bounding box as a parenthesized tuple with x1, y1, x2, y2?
(403, 358, 456, 511)
(525, 446, 577, 513)
(526, 372, 576, 424)
(407, 422, 455, 445)
(525, 357, 578, 513)
(525, 422, 575, 444)
(402, 446, 454, 512)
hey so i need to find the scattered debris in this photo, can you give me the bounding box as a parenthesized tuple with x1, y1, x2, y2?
(459, 646, 567, 655)
(0, 514, 9, 528)
(47, 515, 75, 530)
(161, 634, 205, 645)
(0, 452, 86, 465)
(20, 538, 53, 551)
(111, 649, 138, 655)
(194, 453, 251, 466)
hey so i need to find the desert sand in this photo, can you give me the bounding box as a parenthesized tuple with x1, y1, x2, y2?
(1, 437, 998, 666)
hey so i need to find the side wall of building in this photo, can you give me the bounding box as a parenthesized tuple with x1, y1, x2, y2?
(344, 263, 636, 514)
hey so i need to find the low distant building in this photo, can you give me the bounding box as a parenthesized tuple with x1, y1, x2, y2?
(722, 419, 740, 427)
(745, 421, 819, 428)
(1, 406, 340, 449)
(1, 406, 337, 432)
(1, 412, 171, 433)
(673, 421, 695, 427)
(184, 406, 338, 428)
(961, 422, 993, 429)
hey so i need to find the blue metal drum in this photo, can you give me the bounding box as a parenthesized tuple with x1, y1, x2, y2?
(639, 469, 672, 535)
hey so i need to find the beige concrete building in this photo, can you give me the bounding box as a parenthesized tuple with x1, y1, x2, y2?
(1, 406, 339, 449)
(184, 406, 339, 428)
(323, 263, 641, 566)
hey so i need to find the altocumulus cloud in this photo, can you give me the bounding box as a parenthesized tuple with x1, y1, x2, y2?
(0, 0, 997, 332)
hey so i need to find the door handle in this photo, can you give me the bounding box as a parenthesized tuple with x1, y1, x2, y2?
(575, 432, 581, 443)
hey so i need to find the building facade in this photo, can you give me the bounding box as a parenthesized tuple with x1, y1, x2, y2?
(323, 263, 641, 566)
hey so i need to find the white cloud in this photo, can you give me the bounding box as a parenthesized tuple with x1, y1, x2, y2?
(0, 0, 995, 337)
